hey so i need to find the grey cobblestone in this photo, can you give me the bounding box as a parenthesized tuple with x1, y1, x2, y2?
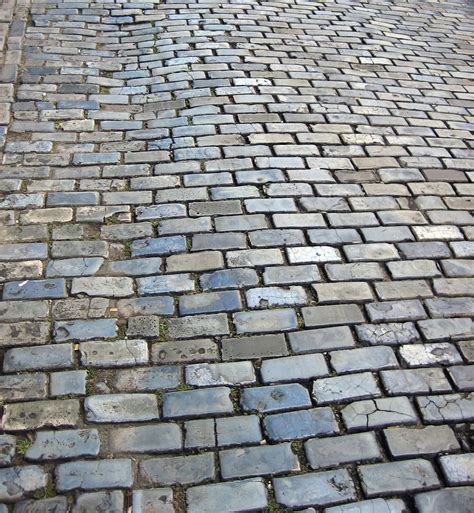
(241, 384, 311, 413)
(384, 426, 460, 458)
(264, 408, 338, 442)
(85, 394, 159, 423)
(72, 491, 123, 513)
(415, 487, 474, 513)
(359, 459, 440, 497)
(273, 470, 356, 509)
(187, 479, 267, 513)
(326, 499, 407, 513)
(109, 424, 181, 454)
(220, 443, 299, 479)
(132, 489, 174, 513)
(56, 459, 133, 491)
(26, 429, 100, 461)
(163, 387, 233, 419)
(342, 397, 418, 431)
(140, 453, 214, 486)
(305, 432, 382, 469)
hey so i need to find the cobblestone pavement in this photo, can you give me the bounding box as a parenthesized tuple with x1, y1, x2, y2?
(0, 0, 474, 511)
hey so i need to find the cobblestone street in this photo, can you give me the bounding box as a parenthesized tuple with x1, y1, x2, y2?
(0, 0, 474, 511)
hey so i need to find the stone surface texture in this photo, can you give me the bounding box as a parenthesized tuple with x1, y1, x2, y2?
(0, 0, 473, 510)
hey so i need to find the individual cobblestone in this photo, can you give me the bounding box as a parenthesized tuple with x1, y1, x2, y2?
(415, 487, 474, 513)
(186, 479, 267, 513)
(56, 459, 133, 491)
(273, 470, 356, 509)
(85, 394, 159, 423)
(140, 453, 214, 486)
(305, 432, 382, 469)
(359, 459, 440, 497)
(220, 443, 299, 479)
(264, 408, 339, 442)
(25, 429, 100, 461)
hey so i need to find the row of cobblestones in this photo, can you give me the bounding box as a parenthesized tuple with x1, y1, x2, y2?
(0, 0, 473, 511)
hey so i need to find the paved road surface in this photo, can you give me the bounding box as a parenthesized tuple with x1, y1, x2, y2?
(0, 0, 473, 511)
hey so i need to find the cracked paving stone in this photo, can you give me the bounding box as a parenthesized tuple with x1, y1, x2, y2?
(416, 393, 474, 423)
(342, 397, 418, 431)
(399, 343, 462, 366)
(356, 322, 420, 345)
(313, 372, 381, 404)
(46, 257, 104, 277)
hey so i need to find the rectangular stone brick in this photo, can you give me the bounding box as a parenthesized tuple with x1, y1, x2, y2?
(273, 470, 356, 509)
(359, 459, 440, 497)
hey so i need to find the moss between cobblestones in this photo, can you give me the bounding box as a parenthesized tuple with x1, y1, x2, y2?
(155, 390, 164, 408)
(104, 213, 121, 225)
(16, 437, 32, 455)
(290, 440, 310, 473)
(85, 368, 97, 394)
(159, 320, 168, 341)
(266, 490, 290, 513)
(172, 484, 187, 513)
(33, 479, 56, 500)
(176, 384, 193, 392)
(122, 240, 132, 257)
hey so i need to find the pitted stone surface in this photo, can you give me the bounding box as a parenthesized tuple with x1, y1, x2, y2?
(1, 0, 473, 509)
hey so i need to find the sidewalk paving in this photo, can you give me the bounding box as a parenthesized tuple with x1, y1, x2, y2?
(0, 0, 474, 511)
